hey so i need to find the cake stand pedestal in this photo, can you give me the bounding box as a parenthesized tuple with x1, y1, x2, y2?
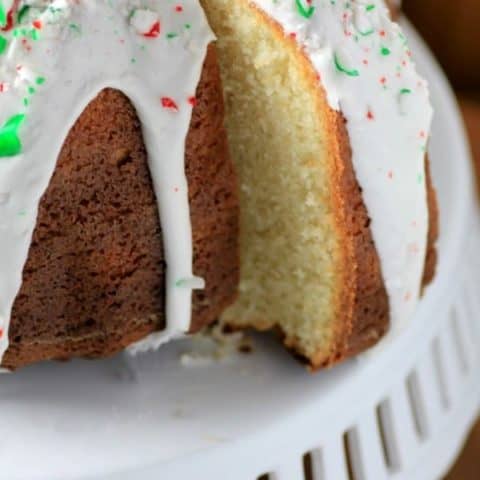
(0, 20, 478, 480)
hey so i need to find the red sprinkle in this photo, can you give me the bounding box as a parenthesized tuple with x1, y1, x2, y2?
(32, 19, 42, 30)
(380, 76, 387, 85)
(21, 37, 31, 52)
(143, 21, 161, 38)
(379, 29, 386, 37)
(409, 243, 420, 254)
(161, 97, 179, 111)
(187, 96, 197, 106)
(366, 109, 374, 120)
(0, 328, 3, 339)
(175, 5, 183, 12)
(0, 0, 20, 32)
(387, 170, 393, 179)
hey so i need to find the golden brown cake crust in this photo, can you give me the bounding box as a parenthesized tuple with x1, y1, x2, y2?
(324, 116, 438, 368)
(386, 0, 400, 19)
(2, 45, 239, 370)
(328, 112, 390, 365)
(283, 34, 437, 369)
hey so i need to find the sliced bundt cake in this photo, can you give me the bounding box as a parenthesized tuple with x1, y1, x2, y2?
(201, 0, 437, 368)
(0, 1, 239, 369)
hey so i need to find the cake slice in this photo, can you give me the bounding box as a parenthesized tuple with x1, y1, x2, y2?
(201, 0, 437, 368)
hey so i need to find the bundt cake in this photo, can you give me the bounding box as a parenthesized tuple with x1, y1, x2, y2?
(0, 0, 239, 369)
(0, 0, 437, 371)
(200, 0, 437, 368)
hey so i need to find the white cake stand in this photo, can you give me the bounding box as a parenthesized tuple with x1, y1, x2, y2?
(0, 20, 478, 480)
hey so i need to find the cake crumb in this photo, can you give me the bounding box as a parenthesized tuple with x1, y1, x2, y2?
(179, 323, 253, 367)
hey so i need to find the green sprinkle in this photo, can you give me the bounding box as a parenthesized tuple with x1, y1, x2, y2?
(366, 4, 376, 11)
(28, 86, 35, 94)
(400, 88, 412, 95)
(334, 53, 359, 77)
(0, 3, 6, 28)
(184, 23, 191, 29)
(175, 277, 205, 289)
(17, 5, 31, 24)
(0, 35, 7, 55)
(0, 114, 26, 157)
(35, 76, 45, 85)
(295, 0, 315, 18)
(167, 32, 178, 39)
(23, 97, 29, 106)
(381, 46, 391, 56)
(355, 23, 374, 36)
(69, 23, 81, 34)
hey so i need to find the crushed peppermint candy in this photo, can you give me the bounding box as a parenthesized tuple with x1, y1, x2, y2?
(129, 8, 161, 38)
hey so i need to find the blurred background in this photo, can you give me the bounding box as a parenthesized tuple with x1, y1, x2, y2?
(403, 1, 480, 478)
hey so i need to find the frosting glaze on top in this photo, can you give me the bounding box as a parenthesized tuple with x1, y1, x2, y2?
(0, 0, 214, 363)
(251, 0, 433, 334)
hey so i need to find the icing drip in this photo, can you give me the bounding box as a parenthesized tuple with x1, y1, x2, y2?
(0, 0, 214, 363)
(251, 0, 433, 334)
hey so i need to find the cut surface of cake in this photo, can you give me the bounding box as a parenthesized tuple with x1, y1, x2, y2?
(0, 1, 239, 369)
(200, 0, 437, 368)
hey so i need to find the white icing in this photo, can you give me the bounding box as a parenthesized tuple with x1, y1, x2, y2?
(0, 0, 214, 363)
(250, 0, 433, 334)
